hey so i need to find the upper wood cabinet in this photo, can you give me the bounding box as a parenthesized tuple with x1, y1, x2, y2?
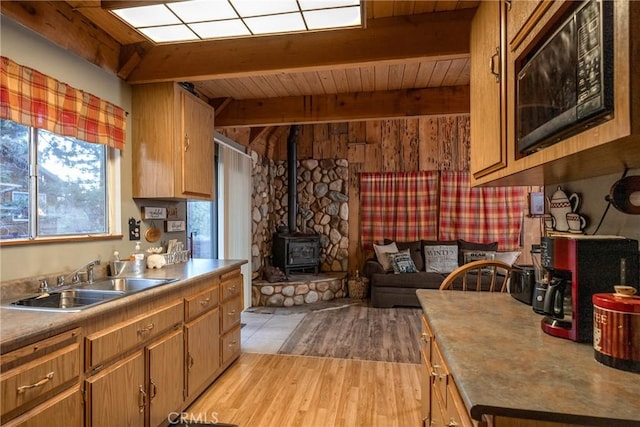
(470, 0, 507, 178)
(132, 82, 215, 200)
(506, 0, 551, 51)
(472, 0, 640, 186)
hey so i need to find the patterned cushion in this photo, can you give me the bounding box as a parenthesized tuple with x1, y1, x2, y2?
(384, 239, 424, 271)
(387, 249, 419, 274)
(457, 240, 498, 266)
(423, 242, 459, 274)
(373, 242, 399, 272)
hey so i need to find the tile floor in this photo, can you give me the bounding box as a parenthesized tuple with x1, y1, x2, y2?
(240, 311, 306, 353)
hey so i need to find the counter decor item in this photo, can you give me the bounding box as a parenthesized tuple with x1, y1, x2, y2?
(593, 289, 640, 373)
(546, 186, 580, 232)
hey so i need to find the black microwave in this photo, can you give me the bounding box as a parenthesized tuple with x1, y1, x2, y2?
(516, 0, 614, 155)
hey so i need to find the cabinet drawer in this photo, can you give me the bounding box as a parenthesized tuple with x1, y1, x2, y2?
(221, 296, 242, 334)
(1, 343, 79, 420)
(185, 285, 219, 322)
(220, 271, 242, 302)
(221, 326, 241, 366)
(85, 300, 182, 369)
(420, 316, 433, 363)
(446, 379, 473, 427)
(3, 386, 82, 427)
(431, 341, 450, 408)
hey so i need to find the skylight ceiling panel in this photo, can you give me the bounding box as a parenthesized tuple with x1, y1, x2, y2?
(167, 0, 239, 21)
(243, 13, 306, 35)
(113, 4, 179, 27)
(303, 6, 361, 30)
(189, 20, 250, 38)
(139, 25, 199, 42)
(230, 0, 299, 17)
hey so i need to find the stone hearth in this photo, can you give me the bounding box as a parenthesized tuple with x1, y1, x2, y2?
(251, 272, 347, 307)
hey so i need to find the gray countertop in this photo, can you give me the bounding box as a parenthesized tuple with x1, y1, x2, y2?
(416, 289, 640, 426)
(1, 259, 246, 354)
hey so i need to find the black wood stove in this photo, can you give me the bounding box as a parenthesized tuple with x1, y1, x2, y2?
(272, 233, 320, 277)
(271, 125, 321, 277)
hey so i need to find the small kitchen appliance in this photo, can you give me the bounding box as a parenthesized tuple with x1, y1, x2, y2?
(510, 264, 536, 305)
(540, 236, 639, 342)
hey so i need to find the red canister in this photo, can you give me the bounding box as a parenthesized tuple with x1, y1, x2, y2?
(592, 293, 640, 373)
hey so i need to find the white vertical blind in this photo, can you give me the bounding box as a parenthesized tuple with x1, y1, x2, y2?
(217, 138, 252, 309)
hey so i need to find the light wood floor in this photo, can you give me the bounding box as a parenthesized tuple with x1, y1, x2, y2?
(187, 353, 423, 427)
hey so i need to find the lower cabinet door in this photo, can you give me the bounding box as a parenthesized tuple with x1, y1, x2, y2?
(185, 307, 220, 398)
(85, 351, 145, 427)
(147, 329, 184, 427)
(3, 386, 82, 427)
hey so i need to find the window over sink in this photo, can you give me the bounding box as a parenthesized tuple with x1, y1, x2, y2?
(0, 118, 112, 241)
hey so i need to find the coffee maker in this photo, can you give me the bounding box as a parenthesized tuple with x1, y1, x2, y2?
(540, 236, 639, 342)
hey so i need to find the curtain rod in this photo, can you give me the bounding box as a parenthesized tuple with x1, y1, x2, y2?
(214, 132, 251, 159)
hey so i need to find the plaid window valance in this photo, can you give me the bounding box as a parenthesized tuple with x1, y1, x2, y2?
(360, 171, 439, 247)
(0, 56, 126, 150)
(360, 171, 527, 250)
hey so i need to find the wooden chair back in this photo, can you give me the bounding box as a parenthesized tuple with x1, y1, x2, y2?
(439, 260, 512, 292)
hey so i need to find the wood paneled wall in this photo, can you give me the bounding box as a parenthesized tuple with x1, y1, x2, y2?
(221, 115, 472, 273)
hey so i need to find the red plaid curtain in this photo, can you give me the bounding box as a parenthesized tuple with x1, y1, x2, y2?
(0, 57, 126, 150)
(438, 171, 526, 250)
(360, 171, 439, 248)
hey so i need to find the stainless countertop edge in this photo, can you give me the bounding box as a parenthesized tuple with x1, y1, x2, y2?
(1, 259, 247, 354)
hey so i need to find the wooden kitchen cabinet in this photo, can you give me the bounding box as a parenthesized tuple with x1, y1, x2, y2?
(132, 82, 215, 200)
(220, 270, 242, 368)
(506, 0, 550, 51)
(185, 307, 220, 399)
(472, 0, 640, 187)
(420, 315, 474, 427)
(84, 300, 184, 427)
(85, 326, 184, 427)
(469, 0, 507, 179)
(2, 386, 82, 427)
(85, 351, 146, 427)
(147, 329, 184, 427)
(0, 329, 81, 425)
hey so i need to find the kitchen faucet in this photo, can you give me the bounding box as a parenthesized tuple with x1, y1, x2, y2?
(55, 259, 101, 288)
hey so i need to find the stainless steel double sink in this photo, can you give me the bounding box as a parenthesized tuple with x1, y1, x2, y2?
(4, 277, 178, 312)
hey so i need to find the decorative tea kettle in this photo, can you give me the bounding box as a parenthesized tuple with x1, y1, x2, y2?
(546, 186, 580, 232)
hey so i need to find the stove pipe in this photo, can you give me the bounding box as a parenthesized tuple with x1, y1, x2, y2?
(287, 125, 301, 233)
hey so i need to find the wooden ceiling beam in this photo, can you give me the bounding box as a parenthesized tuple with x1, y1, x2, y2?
(215, 85, 470, 128)
(126, 9, 474, 83)
(1, 1, 121, 75)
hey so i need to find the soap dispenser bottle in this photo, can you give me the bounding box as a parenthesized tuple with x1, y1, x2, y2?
(131, 242, 145, 275)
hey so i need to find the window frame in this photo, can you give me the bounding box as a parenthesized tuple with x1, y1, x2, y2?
(0, 119, 122, 246)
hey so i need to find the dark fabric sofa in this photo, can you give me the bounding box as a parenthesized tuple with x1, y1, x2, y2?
(362, 239, 501, 308)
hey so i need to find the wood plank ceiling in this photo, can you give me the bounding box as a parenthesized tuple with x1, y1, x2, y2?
(1, 1, 478, 146)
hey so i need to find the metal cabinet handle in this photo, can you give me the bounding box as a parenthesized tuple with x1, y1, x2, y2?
(420, 332, 431, 342)
(138, 385, 146, 413)
(149, 380, 158, 400)
(199, 297, 211, 306)
(187, 353, 194, 371)
(489, 47, 500, 83)
(185, 134, 190, 152)
(447, 418, 459, 426)
(137, 323, 155, 335)
(17, 371, 54, 394)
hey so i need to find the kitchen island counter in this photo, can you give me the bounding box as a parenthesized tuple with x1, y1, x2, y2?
(417, 290, 640, 426)
(1, 259, 246, 354)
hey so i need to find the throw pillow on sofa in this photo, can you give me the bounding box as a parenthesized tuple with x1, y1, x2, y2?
(387, 249, 419, 274)
(422, 240, 458, 273)
(383, 239, 424, 271)
(494, 251, 522, 274)
(457, 239, 498, 266)
(373, 242, 399, 271)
